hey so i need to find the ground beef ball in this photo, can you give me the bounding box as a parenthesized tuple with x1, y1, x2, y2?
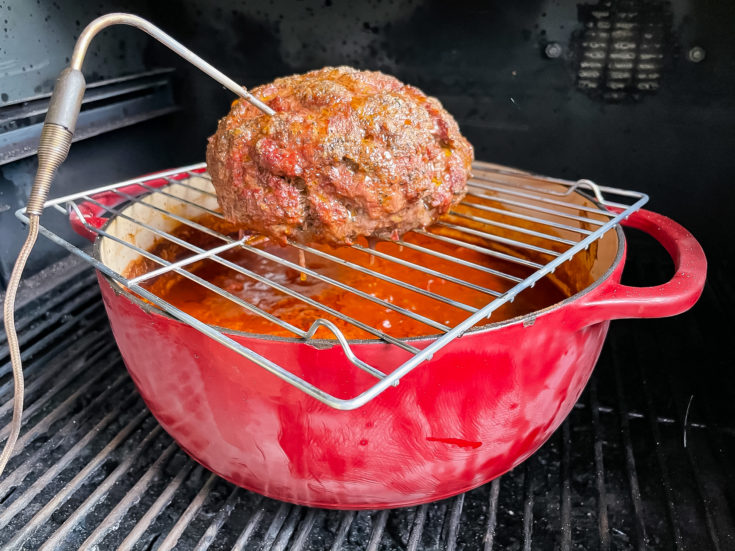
(206, 66, 474, 246)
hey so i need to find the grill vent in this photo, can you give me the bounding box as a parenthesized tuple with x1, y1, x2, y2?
(573, 0, 672, 102)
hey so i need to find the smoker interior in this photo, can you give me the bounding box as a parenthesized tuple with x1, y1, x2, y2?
(0, 229, 732, 550)
(1, 0, 734, 549)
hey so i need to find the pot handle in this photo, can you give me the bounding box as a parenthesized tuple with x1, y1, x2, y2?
(577, 207, 706, 325)
(68, 168, 205, 241)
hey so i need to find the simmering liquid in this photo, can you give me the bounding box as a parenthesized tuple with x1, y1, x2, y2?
(124, 214, 569, 340)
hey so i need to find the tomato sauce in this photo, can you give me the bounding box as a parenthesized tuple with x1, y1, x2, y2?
(124, 214, 568, 340)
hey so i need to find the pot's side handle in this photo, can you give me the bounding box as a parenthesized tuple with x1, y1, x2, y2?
(577, 208, 707, 326)
(68, 169, 203, 240)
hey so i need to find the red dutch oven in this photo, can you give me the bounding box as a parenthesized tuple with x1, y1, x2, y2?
(71, 168, 706, 509)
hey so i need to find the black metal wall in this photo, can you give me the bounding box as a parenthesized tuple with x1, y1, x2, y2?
(1, 0, 733, 287)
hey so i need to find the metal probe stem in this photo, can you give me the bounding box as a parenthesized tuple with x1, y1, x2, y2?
(71, 13, 275, 115)
(0, 12, 274, 478)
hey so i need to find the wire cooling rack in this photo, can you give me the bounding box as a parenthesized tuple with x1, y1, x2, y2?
(17, 160, 648, 409)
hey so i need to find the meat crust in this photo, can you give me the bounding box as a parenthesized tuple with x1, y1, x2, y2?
(206, 66, 473, 245)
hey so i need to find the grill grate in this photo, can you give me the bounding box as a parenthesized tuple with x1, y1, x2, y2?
(16, 161, 647, 409)
(0, 235, 732, 550)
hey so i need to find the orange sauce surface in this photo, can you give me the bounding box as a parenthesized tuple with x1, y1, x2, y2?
(124, 214, 569, 340)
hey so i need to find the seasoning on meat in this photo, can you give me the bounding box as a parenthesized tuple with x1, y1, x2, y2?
(206, 66, 474, 246)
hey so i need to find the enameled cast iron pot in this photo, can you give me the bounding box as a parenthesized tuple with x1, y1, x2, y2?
(71, 167, 706, 509)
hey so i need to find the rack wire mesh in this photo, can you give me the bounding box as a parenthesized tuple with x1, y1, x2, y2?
(15, 160, 648, 409)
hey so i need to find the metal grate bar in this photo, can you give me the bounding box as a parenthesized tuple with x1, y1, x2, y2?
(81, 195, 426, 349)
(610, 347, 648, 551)
(366, 510, 390, 551)
(5, 343, 117, 454)
(9, 353, 116, 450)
(294, 243, 485, 309)
(589, 379, 611, 550)
(231, 502, 267, 551)
(522, 463, 535, 551)
(631, 309, 729, 550)
(576, 401, 718, 430)
(675, 412, 723, 548)
(445, 493, 465, 551)
(118, 462, 199, 550)
(0, 273, 96, 352)
(349, 241, 507, 295)
(303, 241, 500, 300)
(0, 287, 103, 379)
(436, 221, 562, 257)
(395, 239, 523, 282)
(329, 511, 356, 551)
(466, 190, 607, 226)
(484, 478, 501, 551)
(0, 396, 143, 531)
(142, 179, 226, 219)
(271, 506, 305, 551)
(24, 161, 647, 409)
(158, 472, 218, 551)
(5, 411, 151, 548)
(471, 165, 588, 197)
(0, 312, 107, 398)
(77, 200, 318, 339)
(109, 187, 231, 241)
(449, 209, 579, 246)
(78, 208, 409, 371)
(127, 239, 245, 284)
(635, 350, 685, 549)
(37, 425, 164, 551)
(0, 318, 111, 429)
(173, 177, 219, 198)
(460, 199, 594, 236)
(407, 504, 428, 551)
(649, 321, 725, 551)
(287, 508, 318, 551)
(78, 196, 308, 333)
(37, 220, 391, 408)
(79, 440, 181, 550)
(560, 421, 573, 551)
(0, 282, 100, 367)
(471, 163, 648, 201)
(469, 176, 616, 216)
(259, 502, 293, 551)
(426, 501, 449, 550)
(228, 243, 452, 333)
(471, 166, 633, 207)
(0, 370, 128, 501)
(193, 486, 241, 551)
(44, 163, 209, 206)
(416, 229, 543, 269)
